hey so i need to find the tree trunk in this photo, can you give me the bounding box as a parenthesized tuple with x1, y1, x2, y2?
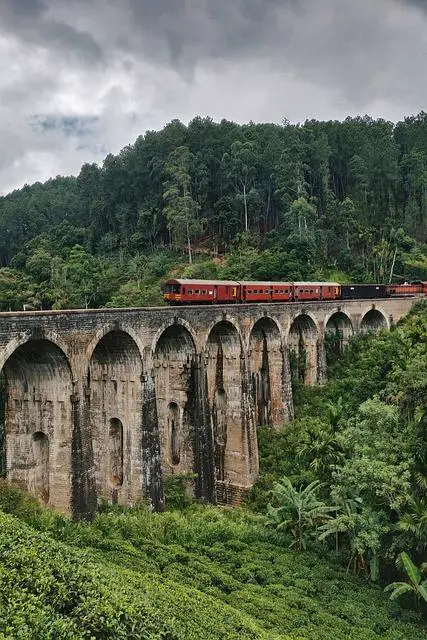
(243, 183, 248, 232)
(187, 221, 192, 264)
(389, 246, 398, 283)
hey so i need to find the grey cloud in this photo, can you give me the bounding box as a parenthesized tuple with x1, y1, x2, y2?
(401, 0, 427, 9)
(0, 0, 47, 20)
(126, 0, 295, 65)
(1, 0, 427, 194)
(0, 0, 102, 63)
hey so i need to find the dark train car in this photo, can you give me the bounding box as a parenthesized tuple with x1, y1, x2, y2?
(294, 282, 340, 301)
(341, 284, 387, 300)
(163, 279, 239, 304)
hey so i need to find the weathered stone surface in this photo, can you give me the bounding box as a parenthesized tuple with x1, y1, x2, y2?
(0, 297, 416, 515)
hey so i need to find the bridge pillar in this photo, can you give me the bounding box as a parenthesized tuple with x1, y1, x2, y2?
(70, 377, 97, 520)
(140, 367, 164, 511)
(316, 322, 327, 385)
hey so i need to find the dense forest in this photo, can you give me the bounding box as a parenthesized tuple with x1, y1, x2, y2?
(2, 305, 427, 637)
(2, 113, 427, 310)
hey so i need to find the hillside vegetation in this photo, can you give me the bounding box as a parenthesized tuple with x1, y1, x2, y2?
(1, 306, 427, 638)
(2, 114, 427, 309)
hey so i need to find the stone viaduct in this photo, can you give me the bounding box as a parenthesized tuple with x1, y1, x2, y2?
(0, 297, 417, 518)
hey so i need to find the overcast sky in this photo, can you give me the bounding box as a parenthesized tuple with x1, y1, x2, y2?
(0, 0, 426, 195)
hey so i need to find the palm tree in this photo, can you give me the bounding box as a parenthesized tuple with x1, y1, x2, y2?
(267, 477, 336, 551)
(385, 552, 427, 604)
(297, 428, 345, 479)
(318, 498, 380, 579)
(397, 498, 427, 550)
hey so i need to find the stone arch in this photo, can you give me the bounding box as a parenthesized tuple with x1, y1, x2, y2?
(360, 308, 388, 333)
(86, 324, 145, 367)
(249, 317, 290, 426)
(0, 331, 76, 381)
(204, 320, 256, 496)
(151, 318, 198, 356)
(325, 311, 354, 360)
(287, 314, 320, 385)
(1, 338, 73, 512)
(153, 323, 212, 498)
(204, 317, 245, 355)
(89, 330, 144, 506)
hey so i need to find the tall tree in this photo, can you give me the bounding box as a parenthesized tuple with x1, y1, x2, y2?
(163, 146, 201, 264)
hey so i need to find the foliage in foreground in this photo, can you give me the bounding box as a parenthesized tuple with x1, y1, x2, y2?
(385, 552, 427, 605)
(0, 486, 425, 640)
(250, 303, 427, 603)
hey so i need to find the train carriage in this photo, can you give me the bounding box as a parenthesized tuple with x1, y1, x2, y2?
(387, 282, 424, 297)
(163, 279, 239, 304)
(239, 281, 272, 303)
(341, 284, 387, 300)
(293, 282, 340, 301)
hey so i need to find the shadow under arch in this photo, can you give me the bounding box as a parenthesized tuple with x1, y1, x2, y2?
(151, 317, 198, 357)
(360, 308, 388, 333)
(154, 323, 214, 501)
(325, 311, 354, 361)
(287, 314, 320, 386)
(249, 316, 290, 426)
(89, 329, 147, 507)
(0, 338, 74, 513)
(204, 320, 257, 497)
(86, 324, 144, 369)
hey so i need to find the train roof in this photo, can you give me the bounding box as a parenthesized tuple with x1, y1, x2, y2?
(237, 281, 292, 286)
(166, 278, 239, 286)
(166, 279, 342, 287)
(341, 283, 385, 287)
(293, 281, 340, 286)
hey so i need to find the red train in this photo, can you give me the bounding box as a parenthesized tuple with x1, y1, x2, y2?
(163, 279, 427, 305)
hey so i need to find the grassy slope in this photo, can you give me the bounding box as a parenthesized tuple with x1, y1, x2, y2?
(0, 493, 424, 640)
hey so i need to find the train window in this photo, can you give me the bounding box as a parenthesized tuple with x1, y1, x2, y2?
(209, 290, 213, 294)
(165, 284, 181, 294)
(195, 289, 200, 294)
(188, 289, 193, 294)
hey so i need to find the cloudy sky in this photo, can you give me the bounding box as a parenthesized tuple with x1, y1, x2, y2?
(0, 0, 426, 195)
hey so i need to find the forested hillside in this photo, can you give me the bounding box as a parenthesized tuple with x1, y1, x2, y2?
(2, 113, 427, 310)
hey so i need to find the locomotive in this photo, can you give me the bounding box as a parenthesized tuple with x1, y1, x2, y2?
(163, 279, 427, 305)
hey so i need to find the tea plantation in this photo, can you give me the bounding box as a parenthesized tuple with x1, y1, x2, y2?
(0, 484, 424, 639)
